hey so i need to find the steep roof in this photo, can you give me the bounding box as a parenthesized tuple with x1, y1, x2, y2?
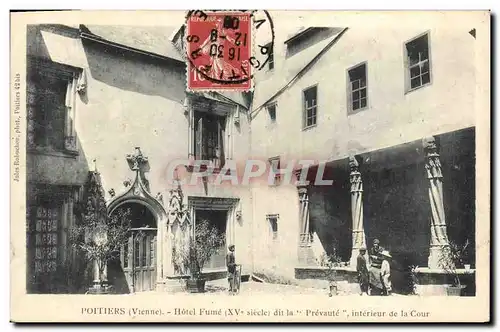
(80, 24, 250, 109)
(82, 25, 184, 62)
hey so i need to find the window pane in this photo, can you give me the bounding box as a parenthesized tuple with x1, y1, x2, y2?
(352, 80, 360, 90)
(306, 117, 313, 127)
(408, 48, 420, 66)
(360, 98, 367, 108)
(360, 88, 366, 98)
(421, 48, 429, 61)
(353, 100, 360, 110)
(411, 77, 421, 89)
(360, 77, 366, 88)
(421, 60, 430, 74)
(410, 65, 420, 79)
(352, 91, 360, 100)
(422, 73, 430, 85)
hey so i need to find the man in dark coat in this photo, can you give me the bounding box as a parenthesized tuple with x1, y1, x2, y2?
(356, 247, 369, 296)
(369, 239, 384, 268)
(368, 238, 386, 295)
(226, 244, 236, 294)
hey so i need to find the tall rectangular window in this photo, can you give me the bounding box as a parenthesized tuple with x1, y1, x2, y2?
(268, 156, 281, 186)
(303, 85, 317, 128)
(27, 202, 62, 293)
(26, 60, 80, 154)
(267, 43, 274, 70)
(194, 111, 226, 169)
(348, 63, 368, 112)
(266, 214, 279, 240)
(267, 103, 277, 123)
(405, 33, 431, 90)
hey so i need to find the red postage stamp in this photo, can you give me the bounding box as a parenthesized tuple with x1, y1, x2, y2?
(186, 11, 252, 91)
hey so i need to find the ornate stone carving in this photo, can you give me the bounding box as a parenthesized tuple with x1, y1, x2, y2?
(156, 192, 164, 205)
(126, 147, 150, 192)
(108, 189, 115, 197)
(349, 156, 363, 193)
(126, 147, 148, 171)
(422, 136, 450, 268)
(423, 137, 443, 180)
(348, 155, 366, 267)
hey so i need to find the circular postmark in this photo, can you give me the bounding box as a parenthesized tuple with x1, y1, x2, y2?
(185, 10, 275, 90)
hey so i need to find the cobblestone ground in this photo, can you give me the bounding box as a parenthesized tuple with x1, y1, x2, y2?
(131, 280, 404, 297)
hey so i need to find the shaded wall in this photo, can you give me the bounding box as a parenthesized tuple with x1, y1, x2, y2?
(440, 127, 476, 267)
(308, 169, 351, 261)
(364, 162, 430, 268)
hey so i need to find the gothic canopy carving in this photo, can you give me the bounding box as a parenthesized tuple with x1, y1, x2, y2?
(107, 147, 167, 220)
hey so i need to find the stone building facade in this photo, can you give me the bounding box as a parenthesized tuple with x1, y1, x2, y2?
(25, 22, 477, 294)
(250, 25, 476, 294)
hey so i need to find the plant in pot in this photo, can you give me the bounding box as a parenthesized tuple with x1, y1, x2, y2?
(178, 219, 225, 293)
(69, 203, 131, 295)
(438, 240, 470, 296)
(317, 249, 343, 297)
(408, 265, 420, 296)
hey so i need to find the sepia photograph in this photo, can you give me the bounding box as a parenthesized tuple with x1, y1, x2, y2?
(10, 10, 490, 323)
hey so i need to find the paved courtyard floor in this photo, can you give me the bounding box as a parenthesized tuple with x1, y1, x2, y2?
(130, 280, 404, 297)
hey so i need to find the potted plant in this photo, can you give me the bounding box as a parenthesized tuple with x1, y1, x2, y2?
(438, 240, 470, 296)
(69, 207, 131, 294)
(317, 249, 343, 297)
(408, 265, 420, 295)
(178, 219, 225, 293)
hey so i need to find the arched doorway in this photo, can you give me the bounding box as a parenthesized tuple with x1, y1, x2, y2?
(109, 202, 158, 293)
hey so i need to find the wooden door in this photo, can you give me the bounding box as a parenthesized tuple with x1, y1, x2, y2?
(120, 229, 157, 292)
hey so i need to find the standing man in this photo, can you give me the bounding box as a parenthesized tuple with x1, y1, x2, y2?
(369, 239, 384, 268)
(368, 239, 385, 295)
(356, 247, 370, 296)
(380, 250, 393, 296)
(226, 244, 236, 294)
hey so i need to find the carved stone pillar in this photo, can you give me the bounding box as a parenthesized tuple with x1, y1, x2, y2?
(348, 156, 367, 268)
(296, 171, 315, 266)
(423, 137, 450, 268)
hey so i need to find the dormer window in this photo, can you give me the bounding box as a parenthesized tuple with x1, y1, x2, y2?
(285, 27, 339, 58)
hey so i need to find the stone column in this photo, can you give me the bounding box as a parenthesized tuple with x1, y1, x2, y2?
(423, 137, 450, 269)
(296, 174, 315, 266)
(349, 156, 367, 267)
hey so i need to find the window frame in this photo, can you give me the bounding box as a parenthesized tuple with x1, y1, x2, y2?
(266, 42, 275, 71)
(266, 102, 277, 123)
(302, 84, 318, 130)
(194, 110, 226, 167)
(404, 31, 432, 94)
(266, 214, 279, 241)
(268, 156, 281, 186)
(26, 59, 81, 156)
(187, 96, 234, 173)
(346, 61, 369, 114)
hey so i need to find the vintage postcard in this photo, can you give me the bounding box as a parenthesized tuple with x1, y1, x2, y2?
(10, 10, 491, 323)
